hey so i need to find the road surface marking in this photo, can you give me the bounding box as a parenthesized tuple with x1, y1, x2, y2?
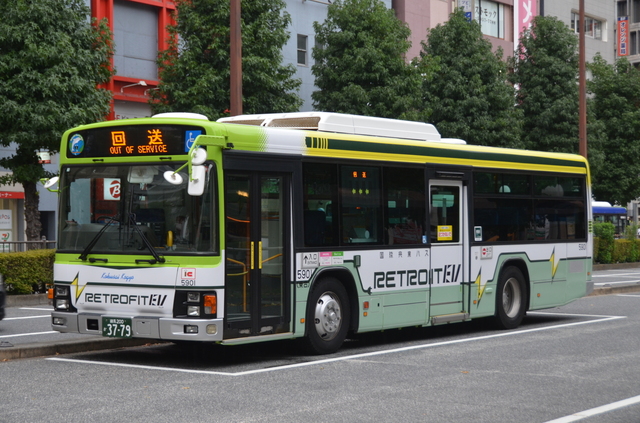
(3, 315, 50, 321)
(0, 331, 57, 339)
(47, 313, 624, 377)
(544, 394, 640, 422)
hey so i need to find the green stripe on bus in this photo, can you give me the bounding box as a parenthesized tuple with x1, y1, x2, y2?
(305, 137, 587, 169)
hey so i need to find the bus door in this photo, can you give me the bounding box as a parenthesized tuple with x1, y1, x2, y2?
(223, 158, 294, 339)
(428, 168, 471, 323)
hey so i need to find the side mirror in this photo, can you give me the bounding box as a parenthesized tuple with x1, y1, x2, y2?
(42, 176, 59, 192)
(191, 148, 207, 165)
(188, 165, 206, 196)
(163, 171, 183, 185)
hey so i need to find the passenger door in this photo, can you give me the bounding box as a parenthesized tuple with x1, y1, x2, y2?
(223, 157, 293, 339)
(428, 168, 471, 323)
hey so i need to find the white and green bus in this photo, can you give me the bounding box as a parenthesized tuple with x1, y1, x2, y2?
(50, 112, 593, 354)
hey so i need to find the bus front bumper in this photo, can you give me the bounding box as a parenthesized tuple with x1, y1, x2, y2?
(52, 312, 224, 342)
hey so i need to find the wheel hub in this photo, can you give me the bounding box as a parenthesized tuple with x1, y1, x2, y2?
(314, 292, 342, 341)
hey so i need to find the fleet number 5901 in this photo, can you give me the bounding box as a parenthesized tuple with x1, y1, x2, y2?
(297, 269, 312, 281)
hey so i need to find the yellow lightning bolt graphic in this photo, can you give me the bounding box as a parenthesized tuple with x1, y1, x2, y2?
(550, 248, 559, 279)
(475, 269, 485, 300)
(70, 272, 85, 301)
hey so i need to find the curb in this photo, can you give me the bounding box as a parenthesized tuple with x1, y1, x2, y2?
(0, 337, 157, 361)
(5, 293, 49, 308)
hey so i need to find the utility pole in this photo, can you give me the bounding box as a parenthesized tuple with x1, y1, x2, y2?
(578, 0, 587, 158)
(230, 0, 242, 116)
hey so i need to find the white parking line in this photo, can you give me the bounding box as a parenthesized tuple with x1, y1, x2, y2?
(19, 307, 53, 311)
(592, 273, 640, 277)
(544, 394, 640, 422)
(0, 331, 57, 339)
(3, 315, 50, 321)
(47, 313, 625, 377)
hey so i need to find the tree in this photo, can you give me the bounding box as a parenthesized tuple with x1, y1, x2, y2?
(588, 54, 640, 205)
(416, 8, 521, 148)
(0, 0, 113, 241)
(311, 0, 419, 118)
(151, 0, 302, 119)
(508, 16, 580, 153)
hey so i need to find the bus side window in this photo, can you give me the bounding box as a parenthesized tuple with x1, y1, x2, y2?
(340, 166, 381, 244)
(430, 186, 460, 243)
(302, 162, 338, 247)
(384, 167, 426, 245)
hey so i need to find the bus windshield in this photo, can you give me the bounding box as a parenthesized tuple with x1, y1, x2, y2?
(57, 163, 217, 255)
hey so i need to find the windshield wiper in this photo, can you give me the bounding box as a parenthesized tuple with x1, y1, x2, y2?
(128, 214, 165, 264)
(79, 215, 119, 261)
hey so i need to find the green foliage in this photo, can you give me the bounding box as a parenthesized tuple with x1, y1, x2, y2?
(587, 54, 640, 205)
(311, 0, 419, 118)
(593, 222, 615, 263)
(152, 0, 302, 119)
(611, 239, 640, 263)
(0, 0, 113, 239)
(0, 0, 113, 175)
(0, 249, 55, 295)
(415, 8, 522, 148)
(508, 16, 579, 153)
(625, 223, 639, 241)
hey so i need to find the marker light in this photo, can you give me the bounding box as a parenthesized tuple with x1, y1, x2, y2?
(204, 295, 217, 315)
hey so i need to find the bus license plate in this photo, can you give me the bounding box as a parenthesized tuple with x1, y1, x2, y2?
(102, 317, 132, 338)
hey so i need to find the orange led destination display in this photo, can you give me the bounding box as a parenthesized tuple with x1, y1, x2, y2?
(67, 125, 205, 158)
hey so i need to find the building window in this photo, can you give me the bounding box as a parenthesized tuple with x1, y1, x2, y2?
(475, 0, 505, 39)
(571, 12, 604, 40)
(297, 34, 308, 66)
(618, 0, 628, 17)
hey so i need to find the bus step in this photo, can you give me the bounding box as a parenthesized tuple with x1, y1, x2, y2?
(220, 332, 295, 346)
(431, 313, 470, 325)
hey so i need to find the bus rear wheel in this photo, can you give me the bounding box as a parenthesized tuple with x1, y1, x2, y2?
(304, 277, 350, 355)
(495, 267, 526, 329)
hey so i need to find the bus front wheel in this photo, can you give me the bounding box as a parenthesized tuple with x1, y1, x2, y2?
(304, 277, 350, 355)
(495, 267, 526, 329)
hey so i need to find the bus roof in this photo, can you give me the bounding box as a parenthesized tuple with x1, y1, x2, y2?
(217, 112, 448, 143)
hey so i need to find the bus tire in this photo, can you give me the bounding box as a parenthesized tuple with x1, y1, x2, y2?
(304, 277, 350, 355)
(495, 266, 526, 329)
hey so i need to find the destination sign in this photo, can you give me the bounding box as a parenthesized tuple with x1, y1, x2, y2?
(67, 125, 205, 158)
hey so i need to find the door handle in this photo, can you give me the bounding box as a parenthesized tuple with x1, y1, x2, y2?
(250, 241, 255, 270)
(258, 241, 263, 269)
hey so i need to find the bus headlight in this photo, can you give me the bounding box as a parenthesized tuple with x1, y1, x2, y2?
(55, 299, 69, 310)
(184, 325, 198, 334)
(55, 286, 69, 296)
(187, 306, 200, 316)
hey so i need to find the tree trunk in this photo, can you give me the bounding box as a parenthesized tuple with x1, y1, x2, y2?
(23, 181, 42, 242)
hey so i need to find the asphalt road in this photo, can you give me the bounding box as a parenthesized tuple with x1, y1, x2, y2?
(1, 281, 640, 422)
(2, 265, 640, 361)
